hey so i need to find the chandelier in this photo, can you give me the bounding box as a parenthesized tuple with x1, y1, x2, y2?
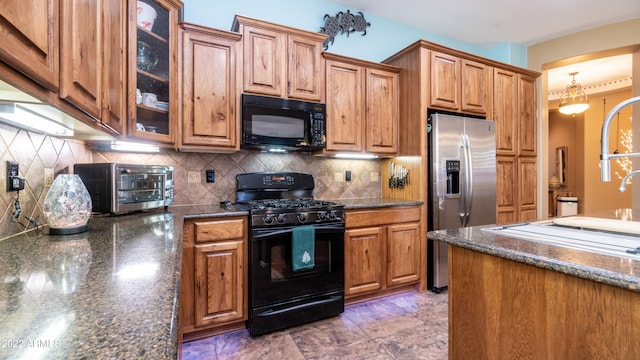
(559, 72, 589, 115)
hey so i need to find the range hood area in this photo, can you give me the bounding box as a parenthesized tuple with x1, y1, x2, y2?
(0, 79, 116, 141)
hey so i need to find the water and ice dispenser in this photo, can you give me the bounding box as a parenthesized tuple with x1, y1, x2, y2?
(446, 160, 460, 195)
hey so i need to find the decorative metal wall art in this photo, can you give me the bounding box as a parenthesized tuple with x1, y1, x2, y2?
(320, 10, 370, 50)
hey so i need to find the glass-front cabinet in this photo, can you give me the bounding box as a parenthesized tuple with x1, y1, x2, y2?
(128, 0, 182, 144)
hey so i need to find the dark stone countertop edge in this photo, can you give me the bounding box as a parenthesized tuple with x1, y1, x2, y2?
(331, 198, 424, 209)
(428, 227, 640, 293)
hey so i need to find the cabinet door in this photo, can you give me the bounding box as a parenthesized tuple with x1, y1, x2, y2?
(461, 59, 490, 115)
(242, 25, 285, 97)
(128, 0, 180, 144)
(518, 74, 537, 156)
(325, 60, 364, 152)
(430, 51, 459, 110)
(102, 0, 126, 134)
(194, 241, 245, 327)
(60, 0, 103, 119)
(496, 155, 517, 224)
(287, 33, 324, 102)
(387, 222, 420, 287)
(181, 25, 239, 149)
(518, 157, 537, 221)
(0, 0, 59, 91)
(493, 68, 518, 156)
(345, 227, 385, 296)
(366, 68, 399, 155)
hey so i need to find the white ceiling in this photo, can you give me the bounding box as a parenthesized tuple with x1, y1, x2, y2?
(330, 0, 639, 97)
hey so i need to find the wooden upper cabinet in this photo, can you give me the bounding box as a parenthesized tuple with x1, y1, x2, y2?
(102, 0, 127, 134)
(493, 68, 518, 156)
(461, 59, 490, 115)
(0, 0, 59, 91)
(180, 23, 241, 151)
(240, 24, 285, 97)
(60, 0, 103, 119)
(430, 51, 459, 110)
(518, 74, 537, 156)
(324, 58, 365, 152)
(233, 15, 326, 102)
(127, 0, 183, 144)
(430, 51, 489, 116)
(323, 53, 399, 156)
(288, 33, 325, 101)
(365, 67, 399, 154)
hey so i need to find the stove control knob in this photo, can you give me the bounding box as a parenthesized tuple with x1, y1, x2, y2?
(297, 213, 308, 223)
(317, 211, 327, 221)
(263, 214, 275, 224)
(276, 214, 287, 224)
(329, 210, 338, 220)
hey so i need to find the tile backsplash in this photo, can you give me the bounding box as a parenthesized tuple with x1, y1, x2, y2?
(0, 125, 381, 238)
(93, 148, 382, 204)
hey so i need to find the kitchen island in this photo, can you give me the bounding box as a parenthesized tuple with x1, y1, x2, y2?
(428, 211, 640, 360)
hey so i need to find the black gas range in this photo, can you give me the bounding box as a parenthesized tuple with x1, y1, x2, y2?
(234, 172, 345, 336)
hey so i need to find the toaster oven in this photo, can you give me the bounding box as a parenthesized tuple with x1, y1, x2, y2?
(74, 163, 174, 215)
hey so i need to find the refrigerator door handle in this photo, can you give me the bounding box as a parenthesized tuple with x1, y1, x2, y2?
(462, 133, 474, 226)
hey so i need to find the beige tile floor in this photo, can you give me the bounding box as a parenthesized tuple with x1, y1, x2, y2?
(181, 290, 449, 360)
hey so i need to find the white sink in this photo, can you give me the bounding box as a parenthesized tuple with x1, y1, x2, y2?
(483, 216, 640, 260)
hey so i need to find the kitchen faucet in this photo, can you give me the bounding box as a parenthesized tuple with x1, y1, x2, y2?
(618, 169, 640, 192)
(600, 96, 640, 187)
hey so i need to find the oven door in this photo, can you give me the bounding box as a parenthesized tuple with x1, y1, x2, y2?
(250, 222, 344, 308)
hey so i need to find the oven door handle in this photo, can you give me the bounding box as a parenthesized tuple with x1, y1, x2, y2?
(252, 225, 345, 241)
(256, 295, 343, 317)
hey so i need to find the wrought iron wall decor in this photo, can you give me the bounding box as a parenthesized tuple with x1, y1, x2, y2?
(320, 10, 370, 50)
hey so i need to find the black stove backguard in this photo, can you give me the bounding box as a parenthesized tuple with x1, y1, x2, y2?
(235, 172, 345, 336)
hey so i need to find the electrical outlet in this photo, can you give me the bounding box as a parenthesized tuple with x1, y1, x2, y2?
(188, 171, 201, 184)
(334, 172, 344, 183)
(44, 168, 54, 187)
(371, 172, 379, 182)
(6, 161, 22, 192)
(345, 170, 352, 182)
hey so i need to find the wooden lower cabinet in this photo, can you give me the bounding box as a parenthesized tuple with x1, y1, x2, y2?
(181, 216, 247, 340)
(345, 206, 422, 300)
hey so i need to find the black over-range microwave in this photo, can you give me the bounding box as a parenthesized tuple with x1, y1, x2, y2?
(241, 94, 327, 152)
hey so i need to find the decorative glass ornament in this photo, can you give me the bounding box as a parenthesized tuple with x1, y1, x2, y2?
(43, 174, 92, 235)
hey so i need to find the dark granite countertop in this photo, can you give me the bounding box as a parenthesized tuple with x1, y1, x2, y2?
(0, 198, 419, 359)
(333, 198, 423, 209)
(428, 210, 640, 293)
(0, 210, 184, 360)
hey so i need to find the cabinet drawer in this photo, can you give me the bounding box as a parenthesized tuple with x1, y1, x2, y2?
(346, 206, 420, 228)
(194, 218, 246, 243)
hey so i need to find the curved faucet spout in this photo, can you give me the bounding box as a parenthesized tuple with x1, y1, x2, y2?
(600, 96, 640, 182)
(618, 170, 640, 192)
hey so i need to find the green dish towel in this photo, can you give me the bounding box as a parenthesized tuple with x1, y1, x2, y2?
(292, 225, 315, 271)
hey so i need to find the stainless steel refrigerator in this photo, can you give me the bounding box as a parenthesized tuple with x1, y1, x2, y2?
(427, 113, 496, 292)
